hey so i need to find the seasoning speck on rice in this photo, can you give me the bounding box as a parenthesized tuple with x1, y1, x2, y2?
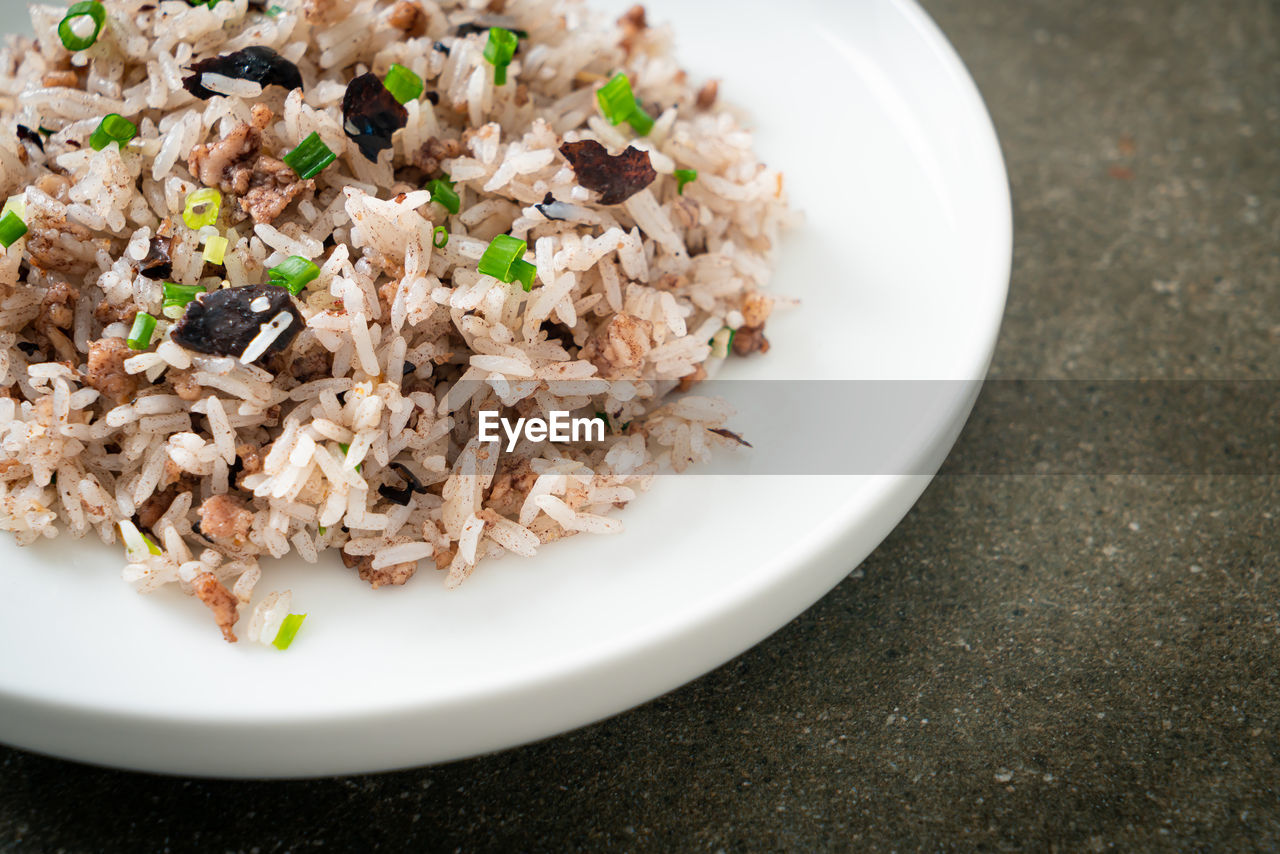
(0, 0, 794, 645)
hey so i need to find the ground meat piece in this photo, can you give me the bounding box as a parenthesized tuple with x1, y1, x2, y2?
(241, 155, 314, 224)
(487, 455, 537, 516)
(377, 279, 401, 317)
(670, 198, 699, 231)
(695, 79, 719, 111)
(169, 369, 202, 401)
(732, 324, 770, 356)
(197, 493, 255, 545)
(84, 337, 137, 403)
(433, 545, 455, 570)
(136, 485, 180, 530)
(41, 70, 78, 88)
(93, 298, 138, 327)
(160, 458, 184, 489)
(288, 347, 332, 383)
(740, 291, 774, 328)
(411, 136, 462, 175)
(302, 0, 334, 23)
(191, 571, 240, 642)
(36, 281, 76, 331)
(235, 443, 263, 476)
(340, 549, 419, 588)
(187, 122, 262, 195)
(387, 0, 426, 34)
(249, 103, 273, 130)
(618, 4, 646, 54)
(25, 210, 96, 274)
(677, 362, 707, 392)
(354, 554, 417, 589)
(34, 173, 71, 201)
(583, 312, 653, 377)
(427, 136, 463, 160)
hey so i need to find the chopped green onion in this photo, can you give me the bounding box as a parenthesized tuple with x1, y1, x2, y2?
(37, 126, 54, 137)
(118, 520, 157, 561)
(674, 168, 698, 194)
(597, 73, 636, 125)
(433, 226, 449, 249)
(481, 234, 529, 284)
(709, 326, 734, 359)
(0, 211, 27, 249)
(0, 195, 24, 221)
(425, 175, 460, 215)
(483, 27, 519, 86)
(88, 113, 137, 152)
(596, 72, 654, 136)
(627, 99, 655, 136)
(267, 255, 320, 296)
(317, 525, 326, 535)
(182, 188, 222, 229)
(383, 63, 423, 104)
(272, 613, 306, 650)
(161, 282, 205, 319)
(510, 258, 536, 292)
(265, 3, 284, 14)
(126, 311, 156, 350)
(202, 234, 228, 265)
(58, 1, 105, 52)
(282, 131, 336, 180)
(338, 442, 362, 473)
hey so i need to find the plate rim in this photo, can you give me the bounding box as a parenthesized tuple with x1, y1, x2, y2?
(0, 0, 1012, 775)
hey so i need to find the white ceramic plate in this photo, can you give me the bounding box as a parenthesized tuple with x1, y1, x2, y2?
(0, 0, 1010, 776)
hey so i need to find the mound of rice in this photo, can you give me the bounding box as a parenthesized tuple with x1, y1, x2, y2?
(0, 0, 792, 643)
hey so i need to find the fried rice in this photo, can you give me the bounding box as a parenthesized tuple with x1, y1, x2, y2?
(0, 0, 793, 644)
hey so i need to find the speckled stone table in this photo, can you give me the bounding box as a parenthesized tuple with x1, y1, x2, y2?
(3, 0, 1278, 849)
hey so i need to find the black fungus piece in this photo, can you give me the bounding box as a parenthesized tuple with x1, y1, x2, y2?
(227, 454, 244, 485)
(453, 18, 527, 39)
(708, 427, 752, 448)
(138, 235, 173, 280)
(171, 284, 302, 361)
(15, 340, 40, 356)
(182, 46, 303, 100)
(15, 125, 44, 153)
(424, 91, 440, 106)
(342, 72, 408, 164)
(432, 41, 450, 54)
(535, 191, 572, 221)
(377, 462, 430, 505)
(402, 360, 416, 376)
(542, 321, 577, 351)
(558, 140, 657, 205)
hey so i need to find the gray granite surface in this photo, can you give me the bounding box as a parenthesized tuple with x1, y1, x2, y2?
(3, 0, 1279, 849)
